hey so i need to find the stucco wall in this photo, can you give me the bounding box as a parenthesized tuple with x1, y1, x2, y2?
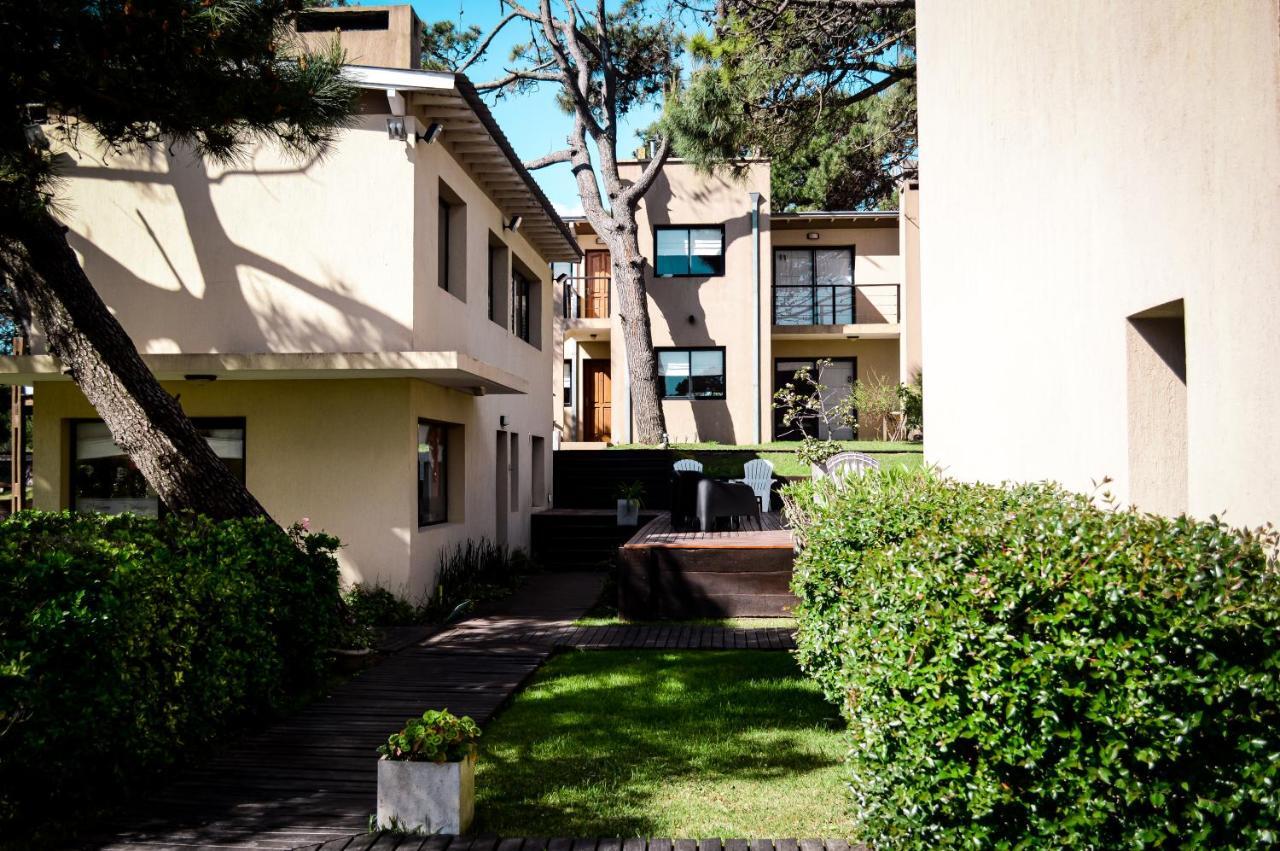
(31, 377, 550, 594)
(918, 0, 1280, 525)
(613, 161, 772, 444)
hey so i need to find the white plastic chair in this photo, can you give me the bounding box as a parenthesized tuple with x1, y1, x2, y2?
(812, 451, 880, 483)
(737, 458, 775, 510)
(673, 458, 703, 473)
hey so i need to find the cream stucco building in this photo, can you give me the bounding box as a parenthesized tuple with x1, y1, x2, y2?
(0, 6, 579, 594)
(553, 160, 921, 445)
(916, 0, 1280, 527)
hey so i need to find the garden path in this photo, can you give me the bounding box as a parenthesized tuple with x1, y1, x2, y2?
(90, 573, 797, 851)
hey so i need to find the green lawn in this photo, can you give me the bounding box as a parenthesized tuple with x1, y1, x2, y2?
(606, 441, 923, 478)
(573, 616, 797, 628)
(473, 650, 852, 838)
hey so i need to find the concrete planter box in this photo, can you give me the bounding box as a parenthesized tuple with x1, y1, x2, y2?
(376, 753, 475, 835)
(617, 498, 641, 526)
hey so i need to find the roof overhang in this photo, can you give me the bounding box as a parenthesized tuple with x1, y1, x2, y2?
(771, 211, 899, 230)
(342, 65, 580, 262)
(0, 351, 528, 395)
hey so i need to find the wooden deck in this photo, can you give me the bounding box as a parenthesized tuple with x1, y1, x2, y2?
(621, 512, 793, 549)
(617, 513, 797, 619)
(307, 836, 865, 851)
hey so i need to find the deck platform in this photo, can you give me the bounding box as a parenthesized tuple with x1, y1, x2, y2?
(618, 513, 797, 619)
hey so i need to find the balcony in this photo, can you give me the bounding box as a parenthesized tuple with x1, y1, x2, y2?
(560, 275, 611, 338)
(772, 282, 901, 340)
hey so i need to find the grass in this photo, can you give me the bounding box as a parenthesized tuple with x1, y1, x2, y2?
(606, 441, 923, 478)
(473, 650, 852, 838)
(610, 440, 922, 453)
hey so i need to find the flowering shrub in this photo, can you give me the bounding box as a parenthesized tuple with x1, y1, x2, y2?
(379, 709, 480, 763)
(787, 468, 1280, 848)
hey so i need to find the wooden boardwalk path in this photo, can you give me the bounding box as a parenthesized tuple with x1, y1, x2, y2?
(88, 573, 799, 850)
(304, 839, 864, 851)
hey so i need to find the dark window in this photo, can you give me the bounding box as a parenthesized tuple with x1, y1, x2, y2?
(562, 360, 573, 407)
(511, 270, 531, 342)
(438, 198, 450, 291)
(774, 247, 855, 325)
(417, 421, 449, 526)
(773, 358, 856, 440)
(72, 418, 245, 516)
(657, 348, 726, 400)
(296, 10, 389, 32)
(654, 226, 725, 277)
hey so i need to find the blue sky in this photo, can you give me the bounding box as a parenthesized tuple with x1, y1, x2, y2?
(350, 0, 675, 214)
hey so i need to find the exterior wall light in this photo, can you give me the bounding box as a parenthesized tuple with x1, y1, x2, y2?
(504, 214, 523, 232)
(420, 122, 444, 144)
(387, 116, 407, 141)
(806, 232, 820, 240)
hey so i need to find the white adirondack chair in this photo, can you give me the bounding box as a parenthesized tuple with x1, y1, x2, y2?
(673, 458, 703, 473)
(738, 458, 775, 510)
(813, 451, 880, 483)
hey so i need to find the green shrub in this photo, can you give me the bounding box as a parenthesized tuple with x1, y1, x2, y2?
(787, 469, 1280, 848)
(378, 709, 480, 762)
(420, 539, 533, 623)
(344, 583, 419, 627)
(0, 510, 341, 831)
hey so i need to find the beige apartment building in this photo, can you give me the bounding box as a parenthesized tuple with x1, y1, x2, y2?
(553, 160, 921, 445)
(917, 0, 1280, 527)
(0, 5, 578, 594)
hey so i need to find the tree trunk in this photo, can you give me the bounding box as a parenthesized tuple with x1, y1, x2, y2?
(606, 214, 666, 445)
(0, 209, 271, 521)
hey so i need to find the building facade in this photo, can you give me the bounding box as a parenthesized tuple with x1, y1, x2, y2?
(553, 160, 920, 445)
(917, 0, 1280, 527)
(0, 6, 578, 594)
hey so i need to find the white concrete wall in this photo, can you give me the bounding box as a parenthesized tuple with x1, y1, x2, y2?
(917, 0, 1280, 527)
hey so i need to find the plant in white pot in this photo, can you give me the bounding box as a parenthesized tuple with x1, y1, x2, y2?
(616, 480, 644, 526)
(376, 709, 480, 835)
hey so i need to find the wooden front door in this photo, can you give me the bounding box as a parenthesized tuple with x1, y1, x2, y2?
(582, 360, 613, 443)
(583, 250, 610, 319)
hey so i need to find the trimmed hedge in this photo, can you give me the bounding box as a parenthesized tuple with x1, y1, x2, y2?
(787, 469, 1280, 848)
(0, 511, 341, 830)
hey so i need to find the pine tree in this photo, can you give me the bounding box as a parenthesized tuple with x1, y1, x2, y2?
(0, 0, 356, 520)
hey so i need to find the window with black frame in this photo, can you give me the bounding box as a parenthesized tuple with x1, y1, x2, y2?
(511, 270, 531, 342)
(71, 418, 245, 516)
(562, 359, 573, 407)
(658, 348, 726, 400)
(417, 421, 448, 526)
(774, 247, 855, 324)
(654, 226, 725, 277)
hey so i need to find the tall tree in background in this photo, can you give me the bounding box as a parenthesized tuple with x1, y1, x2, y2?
(0, 0, 355, 520)
(664, 0, 915, 210)
(424, 0, 680, 444)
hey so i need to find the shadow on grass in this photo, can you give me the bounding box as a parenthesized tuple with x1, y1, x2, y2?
(473, 650, 849, 837)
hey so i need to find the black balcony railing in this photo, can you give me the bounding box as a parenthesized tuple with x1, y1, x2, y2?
(561, 275, 611, 319)
(773, 282, 901, 326)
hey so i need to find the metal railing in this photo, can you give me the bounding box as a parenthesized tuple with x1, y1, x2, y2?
(773, 282, 901, 326)
(561, 275, 611, 319)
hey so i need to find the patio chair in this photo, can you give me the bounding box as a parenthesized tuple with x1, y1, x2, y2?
(735, 458, 775, 511)
(672, 458, 703, 473)
(696, 478, 760, 532)
(813, 450, 880, 483)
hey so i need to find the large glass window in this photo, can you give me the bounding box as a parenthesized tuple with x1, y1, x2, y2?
(72, 419, 245, 516)
(774, 248, 855, 324)
(417, 421, 449, 527)
(655, 226, 725, 277)
(562, 360, 573, 407)
(658, 348, 726, 400)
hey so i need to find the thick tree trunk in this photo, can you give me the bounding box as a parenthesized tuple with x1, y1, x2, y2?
(0, 209, 270, 521)
(605, 212, 666, 445)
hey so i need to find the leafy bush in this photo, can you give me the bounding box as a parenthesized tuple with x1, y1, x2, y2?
(344, 583, 419, 627)
(419, 539, 533, 624)
(378, 709, 480, 762)
(787, 469, 1280, 848)
(0, 511, 341, 831)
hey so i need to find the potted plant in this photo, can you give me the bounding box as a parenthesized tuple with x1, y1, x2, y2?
(616, 480, 644, 526)
(376, 709, 480, 835)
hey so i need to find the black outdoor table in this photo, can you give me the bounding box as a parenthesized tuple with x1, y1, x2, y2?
(696, 478, 760, 532)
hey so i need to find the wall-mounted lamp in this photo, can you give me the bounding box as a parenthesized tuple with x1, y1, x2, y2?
(554, 272, 569, 283)
(387, 118, 445, 144)
(183, 374, 218, 383)
(594, 237, 606, 245)
(503, 214, 523, 232)
(687, 315, 696, 325)
(806, 232, 820, 240)
(499, 415, 508, 429)
(845, 335, 861, 340)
